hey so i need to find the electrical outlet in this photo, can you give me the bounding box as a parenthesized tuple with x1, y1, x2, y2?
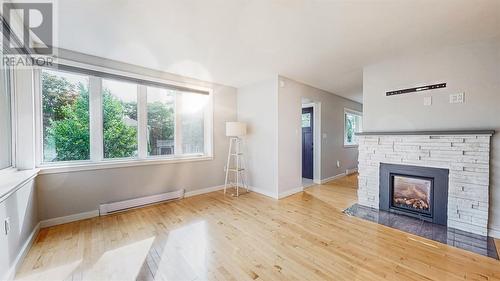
(336, 161, 341, 168)
(4, 217, 10, 235)
(449, 92, 465, 104)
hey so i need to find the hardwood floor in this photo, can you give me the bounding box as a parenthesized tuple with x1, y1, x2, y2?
(16, 174, 500, 280)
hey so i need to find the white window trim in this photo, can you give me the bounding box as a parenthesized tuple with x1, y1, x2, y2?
(344, 108, 363, 148)
(8, 67, 16, 170)
(34, 59, 214, 173)
(0, 66, 16, 172)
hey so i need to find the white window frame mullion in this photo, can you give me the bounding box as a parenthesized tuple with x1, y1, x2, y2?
(174, 92, 182, 156)
(89, 76, 103, 162)
(137, 85, 148, 159)
(33, 68, 42, 166)
(204, 90, 214, 157)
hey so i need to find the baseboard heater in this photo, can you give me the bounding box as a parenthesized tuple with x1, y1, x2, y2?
(99, 189, 185, 215)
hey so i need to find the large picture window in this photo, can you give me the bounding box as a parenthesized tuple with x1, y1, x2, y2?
(344, 109, 362, 146)
(147, 86, 175, 156)
(41, 69, 90, 162)
(180, 92, 207, 155)
(38, 65, 212, 168)
(0, 55, 12, 170)
(102, 79, 138, 159)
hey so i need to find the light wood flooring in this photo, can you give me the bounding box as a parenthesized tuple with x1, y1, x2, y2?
(16, 174, 500, 280)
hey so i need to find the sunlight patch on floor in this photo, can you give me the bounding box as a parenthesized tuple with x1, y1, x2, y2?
(155, 220, 209, 280)
(15, 260, 82, 281)
(85, 237, 155, 281)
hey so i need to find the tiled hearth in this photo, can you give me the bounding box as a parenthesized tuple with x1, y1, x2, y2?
(356, 130, 494, 236)
(344, 204, 498, 259)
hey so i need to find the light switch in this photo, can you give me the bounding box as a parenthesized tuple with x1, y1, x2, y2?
(450, 92, 465, 104)
(424, 96, 432, 106)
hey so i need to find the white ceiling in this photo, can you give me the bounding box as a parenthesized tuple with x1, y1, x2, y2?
(54, 0, 500, 103)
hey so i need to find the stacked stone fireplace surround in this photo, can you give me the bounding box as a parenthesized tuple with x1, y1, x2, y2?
(357, 131, 494, 236)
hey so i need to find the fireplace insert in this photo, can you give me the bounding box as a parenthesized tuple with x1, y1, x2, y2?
(391, 174, 432, 216)
(380, 163, 449, 225)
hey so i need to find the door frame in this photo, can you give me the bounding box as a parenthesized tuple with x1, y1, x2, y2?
(301, 102, 321, 184)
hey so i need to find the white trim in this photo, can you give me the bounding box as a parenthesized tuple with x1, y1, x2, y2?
(0, 169, 39, 203)
(343, 107, 363, 147)
(346, 168, 358, 175)
(99, 189, 184, 215)
(137, 85, 148, 158)
(33, 68, 42, 167)
(249, 186, 278, 199)
(3, 222, 40, 281)
(320, 172, 348, 184)
(40, 210, 99, 228)
(488, 228, 500, 239)
(9, 66, 17, 169)
(54, 58, 213, 94)
(184, 184, 225, 197)
(38, 155, 213, 175)
(278, 186, 304, 199)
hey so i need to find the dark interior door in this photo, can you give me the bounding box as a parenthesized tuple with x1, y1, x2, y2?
(302, 107, 313, 179)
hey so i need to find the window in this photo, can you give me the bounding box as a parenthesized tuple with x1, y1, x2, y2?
(41, 69, 90, 162)
(38, 64, 212, 168)
(180, 92, 207, 154)
(102, 79, 138, 159)
(147, 86, 175, 156)
(302, 112, 311, 128)
(0, 54, 12, 170)
(344, 109, 362, 146)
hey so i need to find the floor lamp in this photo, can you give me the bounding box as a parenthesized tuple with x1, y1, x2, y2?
(224, 122, 248, 196)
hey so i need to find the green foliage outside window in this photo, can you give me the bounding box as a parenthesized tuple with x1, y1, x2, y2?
(43, 72, 144, 161)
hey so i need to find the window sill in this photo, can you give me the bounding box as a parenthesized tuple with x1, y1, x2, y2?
(344, 144, 359, 148)
(38, 155, 213, 175)
(0, 168, 40, 203)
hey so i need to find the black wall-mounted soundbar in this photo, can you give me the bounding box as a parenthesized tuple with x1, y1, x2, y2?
(386, 83, 446, 96)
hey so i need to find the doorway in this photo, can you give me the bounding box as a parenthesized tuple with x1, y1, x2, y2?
(302, 107, 314, 181)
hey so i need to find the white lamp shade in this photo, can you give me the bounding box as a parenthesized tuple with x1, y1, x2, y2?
(226, 122, 247, 137)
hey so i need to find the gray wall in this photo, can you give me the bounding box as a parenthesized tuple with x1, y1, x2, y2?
(363, 38, 500, 236)
(0, 179, 38, 280)
(237, 79, 278, 198)
(37, 50, 237, 220)
(277, 76, 363, 194)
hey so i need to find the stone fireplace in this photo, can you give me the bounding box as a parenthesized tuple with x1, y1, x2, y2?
(357, 130, 494, 236)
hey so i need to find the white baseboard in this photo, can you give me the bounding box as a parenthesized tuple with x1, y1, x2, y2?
(3, 222, 40, 281)
(346, 168, 358, 175)
(248, 186, 278, 199)
(184, 185, 225, 197)
(488, 228, 500, 239)
(40, 210, 99, 228)
(278, 186, 304, 199)
(320, 172, 347, 184)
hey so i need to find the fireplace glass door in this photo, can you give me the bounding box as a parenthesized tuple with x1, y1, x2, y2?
(391, 175, 432, 216)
